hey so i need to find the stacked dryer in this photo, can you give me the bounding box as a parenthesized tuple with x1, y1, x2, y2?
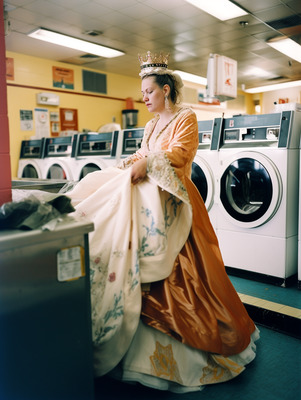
(215, 111, 301, 286)
(191, 118, 222, 229)
(17, 139, 46, 178)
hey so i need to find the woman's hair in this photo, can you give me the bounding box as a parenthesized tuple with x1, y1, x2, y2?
(142, 73, 182, 105)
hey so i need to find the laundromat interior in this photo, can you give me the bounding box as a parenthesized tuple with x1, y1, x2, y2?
(0, 0, 301, 399)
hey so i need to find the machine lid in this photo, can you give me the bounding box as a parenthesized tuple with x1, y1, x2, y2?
(219, 151, 282, 228)
(191, 155, 214, 211)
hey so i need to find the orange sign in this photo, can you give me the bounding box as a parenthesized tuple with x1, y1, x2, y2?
(53, 66, 74, 89)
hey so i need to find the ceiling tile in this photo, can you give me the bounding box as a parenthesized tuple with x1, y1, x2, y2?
(4, 0, 301, 88)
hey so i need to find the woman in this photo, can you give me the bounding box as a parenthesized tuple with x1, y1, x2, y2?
(67, 51, 259, 393)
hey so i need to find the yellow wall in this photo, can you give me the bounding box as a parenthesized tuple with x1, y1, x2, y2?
(6, 51, 150, 177)
(6, 51, 260, 178)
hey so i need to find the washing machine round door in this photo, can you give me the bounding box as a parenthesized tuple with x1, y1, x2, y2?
(22, 164, 39, 178)
(79, 163, 101, 180)
(191, 155, 214, 211)
(47, 163, 67, 179)
(19, 160, 43, 179)
(219, 151, 282, 228)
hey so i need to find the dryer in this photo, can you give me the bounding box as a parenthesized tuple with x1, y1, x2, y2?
(191, 118, 222, 229)
(73, 131, 120, 180)
(42, 136, 77, 180)
(216, 111, 301, 285)
(17, 139, 45, 179)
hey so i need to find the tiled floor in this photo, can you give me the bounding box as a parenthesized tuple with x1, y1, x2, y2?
(238, 292, 301, 318)
(95, 325, 300, 400)
(94, 272, 301, 400)
(229, 273, 301, 339)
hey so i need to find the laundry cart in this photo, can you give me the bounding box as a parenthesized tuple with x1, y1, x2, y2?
(0, 219, 95, 400)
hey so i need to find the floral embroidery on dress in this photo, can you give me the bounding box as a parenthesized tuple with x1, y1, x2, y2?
(147, 152, 190, 205)
(199, 354, 245, 384)
(108, 272, 116, 282)
(127, 251, 140, 292)
(93, 291, 124, 345)
(139, 206, 166, 257)
(89, 247, 128, 346)
(138, 194, 183, 259)
(150, 341, 183, 384)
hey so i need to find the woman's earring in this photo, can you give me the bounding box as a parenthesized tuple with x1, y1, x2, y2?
(165, 95, 171, 111)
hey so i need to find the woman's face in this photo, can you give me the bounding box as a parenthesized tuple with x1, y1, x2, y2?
(141, 76, 166, 114)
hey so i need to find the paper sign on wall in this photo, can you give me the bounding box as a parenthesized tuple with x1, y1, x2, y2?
(20, 110, 33, 131)
(34, 108, 50, 138)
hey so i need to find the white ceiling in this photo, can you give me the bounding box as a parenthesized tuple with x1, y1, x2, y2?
(4, 0, 301, 89)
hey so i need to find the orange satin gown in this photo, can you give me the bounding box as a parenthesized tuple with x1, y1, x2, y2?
(139, 108, 256, 357)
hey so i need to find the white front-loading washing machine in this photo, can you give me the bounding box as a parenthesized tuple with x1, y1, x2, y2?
(42, 136, 77, 180)
(73, 131, 120, 180)
(191, 118, 222, 229)
(215, 111, 301, 285)
(17, 139, 46, 178)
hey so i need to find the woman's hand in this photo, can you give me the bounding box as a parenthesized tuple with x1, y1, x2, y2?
(131, 157, 147, 185)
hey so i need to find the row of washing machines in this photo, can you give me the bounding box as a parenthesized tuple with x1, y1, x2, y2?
(17, 128, 144, 181)
(17, 111, 301, 287)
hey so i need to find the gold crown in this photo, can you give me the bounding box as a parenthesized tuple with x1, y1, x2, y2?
(138, 51, 170, 71)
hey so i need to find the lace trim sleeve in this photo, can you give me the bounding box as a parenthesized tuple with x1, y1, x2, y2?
(147, 151, 190, 205)
(116, 154, 137, 170)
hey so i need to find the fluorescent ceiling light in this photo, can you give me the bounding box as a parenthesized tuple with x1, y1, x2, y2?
(185, 0, 248, 21)
(243, 67, 277, 79)
(174, 70, 207, 85)
(244, 80, 301, 94)
(266, 37, 301, 64)
(28, 28, 124, 58)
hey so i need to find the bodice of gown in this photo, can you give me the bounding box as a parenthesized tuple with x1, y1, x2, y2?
(118, 107, 199, 192)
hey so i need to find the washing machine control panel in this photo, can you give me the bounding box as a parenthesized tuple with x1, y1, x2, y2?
(197, 120, 213, 149)
(223, 127, 280, 143)
(219, 112, 297, 149)
(20, 139, 45, 158)
(76, 132, 114, 156)
(121, 129, 144, 155)
(45, 137, 73, 157)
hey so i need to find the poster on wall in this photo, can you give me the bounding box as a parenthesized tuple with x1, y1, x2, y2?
(52, 66, 74, 89)
(20, 110, 33, 131)
(60, 108, 78, 134)
(34, 108, 50, 138)
(6, 57, 14, 80)
(50, 111, 60, 136)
